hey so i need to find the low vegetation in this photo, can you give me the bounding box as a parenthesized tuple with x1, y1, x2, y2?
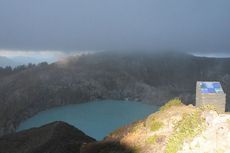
(199, 104, 217, 112)
(144, 114, 164, 132)
(146, 135, 159, 144)
(150, 118, 163, 132)
(160, 98, 183, 112)
(165, 110, 205, 153)
(131, 121, 144, 133)
(106, 98, 230, 153)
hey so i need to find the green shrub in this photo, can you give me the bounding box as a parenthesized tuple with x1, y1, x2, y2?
(150, 119, 163, 131)
(160, 98, 183, 112)
(165, 110, 205, 153)
(199, 104, 217, 112)
(146, 135, 159, 144)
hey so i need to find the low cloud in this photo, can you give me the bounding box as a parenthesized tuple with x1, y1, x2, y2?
(0, 50, 65, 58)
(0, 0, 229, 54)
(0, 49, 96, 65)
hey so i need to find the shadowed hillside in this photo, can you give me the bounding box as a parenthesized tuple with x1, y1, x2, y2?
(0, 121, 95, 153)
(0, 121, 139, 153)
(1, 51, 230, 136)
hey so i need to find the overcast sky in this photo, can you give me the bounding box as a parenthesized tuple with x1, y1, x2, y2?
(0, 0, 230, 55)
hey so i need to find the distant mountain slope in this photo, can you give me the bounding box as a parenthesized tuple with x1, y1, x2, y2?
(0, 51, 230, 136)
(0, 56, 19, 67)
(0, 121, 95, 153)
(0, 56, 51, 67)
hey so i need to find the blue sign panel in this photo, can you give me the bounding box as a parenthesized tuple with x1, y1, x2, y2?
(200, 82, 223, 94)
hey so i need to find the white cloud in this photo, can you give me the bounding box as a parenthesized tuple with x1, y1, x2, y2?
(192, 52, 230, 58)
(0, 50, 66, 59)
(0, 49, 96, 67)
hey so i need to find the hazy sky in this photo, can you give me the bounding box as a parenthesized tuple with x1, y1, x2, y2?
(0, 0, 230, 54)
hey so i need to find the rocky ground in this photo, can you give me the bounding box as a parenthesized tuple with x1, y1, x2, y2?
(179, 111, 230, 153)
(103, 99, 230, 153)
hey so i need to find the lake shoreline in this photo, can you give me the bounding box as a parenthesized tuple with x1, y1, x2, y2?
(17, 100, 159, 140)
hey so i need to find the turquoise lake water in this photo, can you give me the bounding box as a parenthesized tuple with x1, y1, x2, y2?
(17, 100, 159, 140)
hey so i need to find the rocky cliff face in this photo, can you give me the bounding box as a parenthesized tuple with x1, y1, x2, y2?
(0, 121, 95, 153)
(1, 51, 230, 136)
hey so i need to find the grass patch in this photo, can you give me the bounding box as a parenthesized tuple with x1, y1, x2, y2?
(160, 98, 183, 112)
(199, 104, 217, 112)
(165, 110, 205, 153)
(146, 135, 159, 144)
(131, 121, 143, 133)
(150, 118, 163, 131)
(145, 115, 164, 131)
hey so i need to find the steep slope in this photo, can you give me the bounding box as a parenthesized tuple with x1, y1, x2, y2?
(0, 121, 95, 153)
(1, 51, 230, 136)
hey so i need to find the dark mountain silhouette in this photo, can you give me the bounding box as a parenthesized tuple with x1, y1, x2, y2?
(0, 51, 230, 136)
(0, 121, 95, 153)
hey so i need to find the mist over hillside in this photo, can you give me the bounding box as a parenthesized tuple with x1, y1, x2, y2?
(0, 56, 19, 67)
(0, 55, 56, 67)
(0, 51, 230, 136)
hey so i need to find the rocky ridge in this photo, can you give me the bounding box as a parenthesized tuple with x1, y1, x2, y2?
(101, 99, 230, 153)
